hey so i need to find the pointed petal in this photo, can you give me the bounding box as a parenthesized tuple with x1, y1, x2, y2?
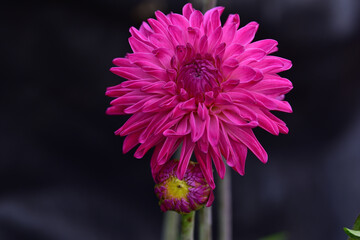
(177, 136, 195, 179)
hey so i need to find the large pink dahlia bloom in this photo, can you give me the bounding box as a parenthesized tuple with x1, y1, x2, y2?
(106, 3, 293, 189)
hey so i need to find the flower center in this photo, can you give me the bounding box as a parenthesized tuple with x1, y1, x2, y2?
(165, 176, 189, 200)
(177, 59, 219, 99)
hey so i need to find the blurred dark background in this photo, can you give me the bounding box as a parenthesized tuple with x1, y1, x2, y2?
(1, 0, 360, 239)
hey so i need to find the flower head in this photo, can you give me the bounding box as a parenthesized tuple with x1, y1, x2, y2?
(154, 160, 213, 213)
(106, 3, 293, 189)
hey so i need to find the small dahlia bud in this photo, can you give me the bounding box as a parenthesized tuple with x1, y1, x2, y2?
(154, 160, 214, 214)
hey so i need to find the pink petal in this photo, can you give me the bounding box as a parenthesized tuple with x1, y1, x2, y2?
(222, 14, 240, 44)
(189, 112, 206, 142)
(250, 91, 293, 113)
(207, 114, 219, 146)
(155, 10, 171, 26)
(194, 148, 215, 189)
(189, 10, 203, 28)
(229, 140, 247, 175)
(164, 115, 190, 137)
(150, 144, 163, 178)
(149, 33, 173, 49)
(229, 65, 257, 83)
(123, 96, 154, 114)
(208, 26, 223, 51)
(168, 25, 185, 46)
(117, 113, 151, 136)
(110, 66, 149, 80)
(182, 3, 195, 19)
(127, 52, 163, 68)
(123, 131, 141, 153)
(112, 58, 132, 67)
(158, 137, 181, 165)
(206, 190, 215, 207)
(234, 21, 259, 46)
(129, 36, 153, 53)
(106, 105, 126, 115)
(223, 43, 245, 60)
(197, 103, 208, 121)
(247, 39, 278, 54)
(227, 126, 268, 163)
(251, 56, 292, 74)
(248, 76, 293, 96)
(134, 134, 163, 159)
(170, 13, 190, 29)
(203, 6, 224, 34)
(237, 48, 266, 63)
(177, 136, 195, 179)
(210, 146, 225, 179)
(148, 18, 167, 35)
(221, 79, 240, 91)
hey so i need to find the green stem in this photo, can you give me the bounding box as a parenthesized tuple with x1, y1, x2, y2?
(199, 207, 212, 240)
(181, 211, 196, 240)
(162, 211, 180, 240)
(191, 0, 217, 13)
(201, 0, 217, 12)
(218, 166, 232, 240)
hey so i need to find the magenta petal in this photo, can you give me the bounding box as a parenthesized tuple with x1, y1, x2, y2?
(168, 25, 185, 45)
(155, 10, 171, 26)
(129, 36, 153, 53)
(117, 113, 151, 136)
(158, 137, 180, 165)
(207, 114, 219, 146)
(210, 146, 226, 179)
(234, 21, 259, 46)
(248, 39, 278, 54)
(170, 13, 190, 30)
(110, 67, 149, 80)
(206, 190, 215, 207)
(134, 134, 163, 159)
(230, 65, 257, 83)
(177, 136, 195, 179)
(194, 148, 215, 189)
(230, 140, 247, 175)
(189, 10, 203, 28)
(190, 112, 206, 142)
(123, 131, 141, 153)
(182, 3, 194, 19)
(222, 14, 240, 44)
(223, 43, 245, 60)
(228, 126, 268, 163)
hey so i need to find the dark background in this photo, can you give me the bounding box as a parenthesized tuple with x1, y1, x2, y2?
(1, 0, 360, 239)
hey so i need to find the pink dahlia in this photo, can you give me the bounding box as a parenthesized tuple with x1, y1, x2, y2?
(106, 3, 292, 189)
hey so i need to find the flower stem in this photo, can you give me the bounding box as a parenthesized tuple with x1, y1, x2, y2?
(191, 0, 217, 13)
(201, 0, 217, 12)
(181, 211, 196, 240)
(218, 166, 232, 240)
(162, 211, 180, 240)
(199, 207, 212, 240)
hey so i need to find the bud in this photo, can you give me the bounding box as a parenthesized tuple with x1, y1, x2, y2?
(154, 160, 214, 214)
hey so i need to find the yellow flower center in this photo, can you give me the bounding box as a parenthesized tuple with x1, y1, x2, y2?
(165, 176, 189, 199)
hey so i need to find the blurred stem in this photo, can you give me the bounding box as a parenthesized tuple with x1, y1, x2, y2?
(202, 0, 217, 12)
(199, 207, 212, 240)
(192, 0, 217, 12)
(162, 211, 179, 240)
(218, 165, 232, 240)
(181, 211, 196, 240)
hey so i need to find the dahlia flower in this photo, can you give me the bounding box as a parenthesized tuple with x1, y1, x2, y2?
(154, 160, 213, 213)
(106, 3, 292, 189)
